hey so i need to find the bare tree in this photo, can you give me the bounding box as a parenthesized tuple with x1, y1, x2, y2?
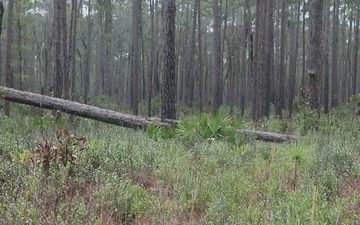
(161, 0, 176, 120)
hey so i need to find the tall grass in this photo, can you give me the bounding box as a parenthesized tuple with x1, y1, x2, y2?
(0, 105, 359, 224)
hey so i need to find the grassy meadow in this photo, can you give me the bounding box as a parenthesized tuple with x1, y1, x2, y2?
(0, 103, 360, 224)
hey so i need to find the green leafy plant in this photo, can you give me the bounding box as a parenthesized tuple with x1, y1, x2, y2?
(0, 87, 5, 97)
(146, 122, 175, 141)
(296, 107, 319, 135)
(23, 129, 86, 174)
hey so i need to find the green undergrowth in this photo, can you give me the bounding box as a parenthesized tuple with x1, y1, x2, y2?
(147, 108, 246, 148)
(0, 104, 360, 224)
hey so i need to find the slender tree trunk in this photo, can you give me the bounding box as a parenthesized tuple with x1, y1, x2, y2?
(244, 0, 252, 116)
(177, 5, 188, 102)
(252, 0, 260, 120)
(95, 0, 104, 97)
(322, 0, 330, 113)
(263, 0, 273, 118)
(0, 1, 3, 86)
(330, 0, 339, 108)
(352, 3, 360, 96)
(184, 1, 197, 106)
(104, 0, 112, 97)
(288, 1, 301, 117)
(196, 0, 204, 112)
(83, 0, 92, 104)
(69, 0, 78, 100)
(275, 0, 287, 118)
(4, 0, 15, 116)
(161, 0, 176, 120)
(131, 0, 141, 115)
(60, 0, 68, 100)
(148, 0, 155, 117)
(16, 3, 23, 90)
(301, 0, 307, 100)
(307, 0, 324, 111)
(212, 0, 222, 114)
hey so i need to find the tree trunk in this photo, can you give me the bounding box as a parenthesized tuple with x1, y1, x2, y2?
(161, 0, 176, 120)
(322, 0, 330, 113)
(1, 87, 176, 129)
(4, 0, 15, 116)
(60, 0, 68, 100)
(148, 0, 155, 117)
(196, 0, 204, 112)
(0, 1, 4, 86)
(184, 1, 197, 106)
(95, 0, 104, 97)
(83, 0, 92, 104)
(330, 0, 339, 108)
(53, 0, 63, 99)
(288, 1, 301, 117)
(131, 0, 141, 115)
(263, 0, 273, 118)
(275, 0, 287, 118)
(104, 0, 112, 97)
(212, 0, 222, 114)
(352, 3, 360, 96)
(307, 0, 324, 111)
(69, 0, 78, 100)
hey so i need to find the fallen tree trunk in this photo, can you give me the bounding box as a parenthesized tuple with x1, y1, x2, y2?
(1, 87, 177, 129)
(237, 129, 297, 143)
(1, 87, 298, 142)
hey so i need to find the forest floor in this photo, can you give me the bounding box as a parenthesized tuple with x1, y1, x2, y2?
(0, 103, 360, 224)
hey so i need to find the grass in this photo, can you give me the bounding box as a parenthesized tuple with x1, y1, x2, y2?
(0, 104, 360, 224)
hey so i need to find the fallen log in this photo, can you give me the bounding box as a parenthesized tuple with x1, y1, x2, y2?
(0, 87, 298, 142)
(0, 87, 177, 129)
(237, 129, 297, 143)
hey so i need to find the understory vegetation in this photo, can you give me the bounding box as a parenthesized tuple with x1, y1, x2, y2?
(0, 103, 360, 224)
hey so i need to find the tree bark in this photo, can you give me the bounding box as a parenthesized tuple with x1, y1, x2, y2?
(322, 0, 330, 113)
(288, 1, 301, 117)
(1, 87, 298, 143)
(69, 0, 78, 100)
(4, 0, 15, 116)
(352, 3, 360, 96)
(196, 0, 203, 112)
(184, 1, 197, 106)
(0, 1, 3, 86)
(0, 1, 3, 35)
(161, 0, 176, 120)
(330, 0, 339, 108)
(131, 0, 141, 115)
(307, 0, 324, 111)
(275, 0, 287, 118)
(1, 87, 176, 129)
(83, 0, 92, 104)
(212, 0, 222, 114)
